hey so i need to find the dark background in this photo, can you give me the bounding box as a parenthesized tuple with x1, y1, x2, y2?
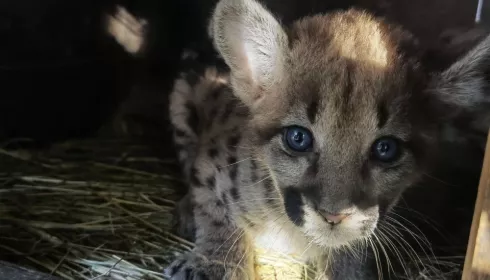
(0, 0, 480, 146)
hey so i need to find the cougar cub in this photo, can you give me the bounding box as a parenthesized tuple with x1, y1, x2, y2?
(166, 0, 490, 278)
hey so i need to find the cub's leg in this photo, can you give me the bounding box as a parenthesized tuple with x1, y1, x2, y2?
(173, 193, 196, 242)
(166, 181, 254, 280)
(168, 50, 253, 279)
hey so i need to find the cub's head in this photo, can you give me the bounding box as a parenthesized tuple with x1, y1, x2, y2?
(211, 0, 490, 248)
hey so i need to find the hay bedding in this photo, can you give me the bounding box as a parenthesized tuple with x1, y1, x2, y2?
(0, 138, 309, 280)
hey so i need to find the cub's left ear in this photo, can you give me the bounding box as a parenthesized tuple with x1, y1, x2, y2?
(210, 0, 288, 108)
(430, 33, 490, 133)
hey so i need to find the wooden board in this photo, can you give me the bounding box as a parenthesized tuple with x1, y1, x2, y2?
(463, 129, 490, 280)
(477, 0, 490, 27)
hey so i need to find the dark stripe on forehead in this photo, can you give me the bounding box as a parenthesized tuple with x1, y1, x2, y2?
(335, 61, 355, 121)
(377, 103, 389, 129)
(344, 62, 354, 104)
(307, 100, 319, 123)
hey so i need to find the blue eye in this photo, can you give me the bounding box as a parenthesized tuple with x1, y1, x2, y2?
(371, 137, 401, 162)
(283, 126, 313, 152)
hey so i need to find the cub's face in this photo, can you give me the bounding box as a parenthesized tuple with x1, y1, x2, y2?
(249, 14, 433, 248)
(211, 0, 490, 248)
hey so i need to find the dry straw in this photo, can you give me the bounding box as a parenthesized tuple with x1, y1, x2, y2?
(0, 138, 310, 280)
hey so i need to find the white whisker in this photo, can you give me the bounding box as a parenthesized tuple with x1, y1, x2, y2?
(218, 157, 252, 169)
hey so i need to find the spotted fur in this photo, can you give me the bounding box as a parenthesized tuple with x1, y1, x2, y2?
(166, 0, 490, 279)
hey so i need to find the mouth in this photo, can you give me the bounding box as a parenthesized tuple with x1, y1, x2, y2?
(280, 187, 379, 247)
(301, 206, 379, 248)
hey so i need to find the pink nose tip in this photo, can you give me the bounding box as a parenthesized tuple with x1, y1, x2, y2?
(321, 213, 350, 225)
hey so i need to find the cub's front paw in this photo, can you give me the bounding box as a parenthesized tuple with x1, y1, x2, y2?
(165, 252, 252, 280)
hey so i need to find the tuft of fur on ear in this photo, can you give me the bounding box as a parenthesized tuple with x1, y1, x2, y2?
(435, 34, 490, 107)
(211, 0, 288, 107)
(430, 33, 490, 134)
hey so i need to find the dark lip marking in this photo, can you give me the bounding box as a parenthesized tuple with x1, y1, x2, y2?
(283, 187, 305, 227)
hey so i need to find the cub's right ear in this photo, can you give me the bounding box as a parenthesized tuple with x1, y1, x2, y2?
(429, 33, 490, 134)
(210, 0, 289, 108)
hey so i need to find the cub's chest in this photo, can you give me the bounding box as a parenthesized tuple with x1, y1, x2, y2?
(249, 218, 324, 262)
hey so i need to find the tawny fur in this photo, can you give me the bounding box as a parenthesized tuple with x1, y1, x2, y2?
(166, 0, 490, 279)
